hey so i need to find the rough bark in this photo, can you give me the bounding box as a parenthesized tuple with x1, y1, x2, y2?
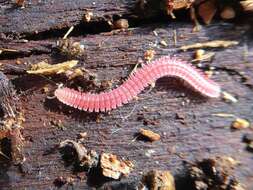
(0, 1, 253, 189)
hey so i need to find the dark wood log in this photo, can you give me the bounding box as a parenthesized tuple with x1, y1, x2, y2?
(0, 1, 253, 189)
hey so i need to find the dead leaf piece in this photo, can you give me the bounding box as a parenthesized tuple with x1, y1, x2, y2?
(139, 128, 161, 142)
(100, 153, 134, 179)
(140, 170, 175, 190)
(27, 60, 78, 75)
(198, 0, 217, 25)
(180, 40, 239, 51)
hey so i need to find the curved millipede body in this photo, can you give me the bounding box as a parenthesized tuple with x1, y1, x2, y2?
(55, 56, 221, 112)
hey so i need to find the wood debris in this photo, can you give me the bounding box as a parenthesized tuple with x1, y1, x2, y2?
(59, 140, 99, 169)
(220, 6, 236, 20)
(77, 132, 87, 139)
(240, 0, 253, 12)
(243, 133, 253, 144)
(165, 0, 194, 18)
(187, 156, 243, 190)
(56, 38, 85, 57)
(144, 49, 155, 62)
(139, 128, 161, 142)
(83, 11, 93, 22)
(192, 49, 215, 62)
(112, 19, 129, 30)
(15, 0, 25, 7)
(180, 40, 239, 51)
(100, 153, 134, 179)
(0, 72, 25, 164)
(27, 60, 78, 75)
(212, 113, 236, 118)
(242, 131, 253, 152)
(198, 0, 217, 25)
(190, 6, 201, 32)
(160, 40, 168, 47)
(0, 48, 18, 55)
(139, 170, 175, 190)
(222, 91, 238, 103)
(231, 118, 250, 130)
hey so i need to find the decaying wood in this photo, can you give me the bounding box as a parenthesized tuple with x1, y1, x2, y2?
(0, 1, 253, 189)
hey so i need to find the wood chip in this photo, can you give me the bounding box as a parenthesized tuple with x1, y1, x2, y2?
(180, 40, 239, 51)
(113, 19, 129, 29)
(212, 113, 236, 118)
(100, 153, 134, 179)
(231, 118, 250, 130)
(27, 60, 78, 75)
(0, 48, 18, 55)
(220, 6, 236, 20)
(59, 140, 99, 168)
(192, 51, 215, 62)
(144, 49, 155, 62)
(139, 170, 175, 190)
(139, 128, 161, 142)
(160, 40, 168, 47)
(83, 11, 93, 22)
(222, 91, 238, 103)
(240, 0, 253, 12)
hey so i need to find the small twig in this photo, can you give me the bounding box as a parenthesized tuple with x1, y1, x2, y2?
(63, 26, 74, 39)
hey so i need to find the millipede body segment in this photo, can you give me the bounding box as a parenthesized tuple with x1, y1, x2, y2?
(55, 56, 221, 112)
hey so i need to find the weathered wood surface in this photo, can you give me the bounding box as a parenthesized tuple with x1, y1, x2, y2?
(0, 0, 137, 35)
(1, 1, 253, 190)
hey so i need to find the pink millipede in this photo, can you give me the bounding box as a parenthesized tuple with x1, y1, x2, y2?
(55, 56, 221, 112)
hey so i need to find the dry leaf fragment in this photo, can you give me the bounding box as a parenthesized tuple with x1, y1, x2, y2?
(139, 170, 175, 190)
(27, 60, 78, 75)
(198, 0, 217, 25)
(139, 128, 161, 142)
(100, 153, 134, 179)
(180, 40, 239, 51)
(231, 118, 250, 130)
